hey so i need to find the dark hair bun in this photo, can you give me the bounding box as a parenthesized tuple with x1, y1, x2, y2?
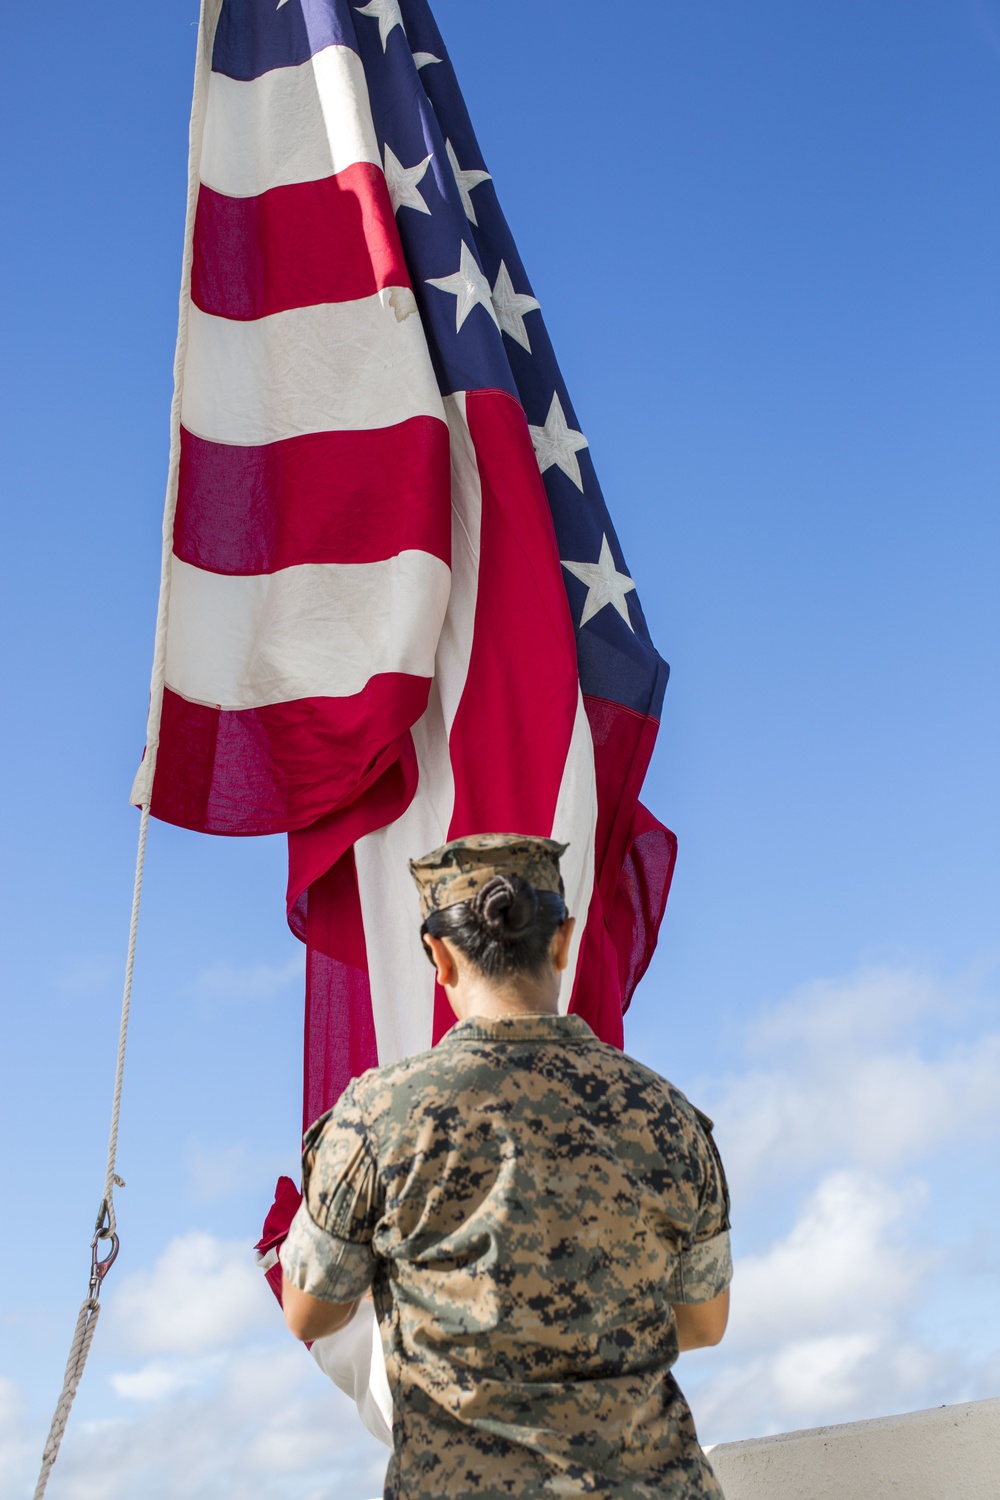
(470, 875, 538, 940)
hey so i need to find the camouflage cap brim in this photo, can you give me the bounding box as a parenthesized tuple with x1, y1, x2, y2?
(409, 833, 568, 920)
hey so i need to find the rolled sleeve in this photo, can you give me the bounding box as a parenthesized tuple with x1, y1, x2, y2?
(282, 1199, 376, 1303)
(282, 1082, 382, 1304)
(666, 1228, 733, 1305)
(665, 1100, 734, 1305)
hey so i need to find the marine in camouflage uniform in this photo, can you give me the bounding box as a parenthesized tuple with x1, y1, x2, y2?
(282, 837, 732, 1499)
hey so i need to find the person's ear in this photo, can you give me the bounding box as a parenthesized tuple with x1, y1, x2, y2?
(423, 932, 458, 987)
(552, 916, 576, 973)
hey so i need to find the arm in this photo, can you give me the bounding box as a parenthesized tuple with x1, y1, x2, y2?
(672, 1286, 730, 1351)
(667, 1101, 733, 1351)
(282, 1273, 360, 1342)
(280, 1086, 381, 1341)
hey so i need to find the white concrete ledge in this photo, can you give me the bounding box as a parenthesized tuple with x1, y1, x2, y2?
(705, 1397, 1000, 1499)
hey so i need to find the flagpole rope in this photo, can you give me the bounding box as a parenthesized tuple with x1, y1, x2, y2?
(31, 804, 151, 1500)
(103, 803, 149, 1236)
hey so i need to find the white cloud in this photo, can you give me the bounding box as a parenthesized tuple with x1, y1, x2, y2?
(701, 965, 1000, 1184)
(768, 1332, 879, 1410)
(747, 964, 941, 1051)
(61, 1344, 385, 1500)
(729, 1171, 930, 1346)
(107, 1232, 272, 1357)
(186, 954, 304, 1004)
(685, 1172, 946, 1440)
(0, 1236, 387, 1500)
(679, 962, 1000, 1444)
(110, 1358, 222, 1403)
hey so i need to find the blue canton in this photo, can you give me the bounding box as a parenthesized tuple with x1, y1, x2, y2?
(212, 0, 669, 718)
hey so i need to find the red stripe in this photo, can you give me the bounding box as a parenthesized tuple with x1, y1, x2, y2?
(608, 799, 677, 1012)
(191, 164, 409, 321)
(289, 740, 421, 1125)
(567, 696, 676, 1042)
(568, 801, 676, 1045)
(303, 848, 380, 1130)
(151, 675, 429, 835)
(433, 390, 580, 1042)
(571, 894, 626, 1049)
(447, 391, 578, 834)
(583, 695, 660, 909)
(175, 419, 452, 574)
(287, 733, 418, 925)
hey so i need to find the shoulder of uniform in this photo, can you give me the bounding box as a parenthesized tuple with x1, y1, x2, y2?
(615, 1045, 681, 1097)
(611, 1051, 711, 1128)
(349, 1041, 451, 1109)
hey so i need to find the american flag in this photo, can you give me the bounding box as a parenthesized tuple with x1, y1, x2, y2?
(135, 0, 676, 1145)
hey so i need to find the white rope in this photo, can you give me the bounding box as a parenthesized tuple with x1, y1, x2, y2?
(31, 1300, 101, 1500)
(103, 804, 149, 1235)
(32, 804, 151, 1500)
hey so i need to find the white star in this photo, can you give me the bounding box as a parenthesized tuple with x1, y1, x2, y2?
(528, 392, 589, 490)
(412, 51, 441, 69)
(445, 139, 491, 225)
(355, 0, 404, 51)
(426, 241, 500, 333)
(562, 535, 637, 631)
(491, 261, 540, 352)
(382, 143, 432, 216)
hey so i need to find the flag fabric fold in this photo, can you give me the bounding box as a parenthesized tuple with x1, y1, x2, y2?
(138, 0, 677, 1142)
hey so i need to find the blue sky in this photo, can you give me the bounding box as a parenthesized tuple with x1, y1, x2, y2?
(1, 1, 998, 1494)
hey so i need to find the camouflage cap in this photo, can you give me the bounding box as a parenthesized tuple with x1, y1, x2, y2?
(408, 833, 568, 920)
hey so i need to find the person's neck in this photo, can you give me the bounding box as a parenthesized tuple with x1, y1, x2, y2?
(452, 973, 560, 1022)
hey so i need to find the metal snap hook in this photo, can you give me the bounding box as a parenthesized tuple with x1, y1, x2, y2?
(89, 1200, 120, 1301)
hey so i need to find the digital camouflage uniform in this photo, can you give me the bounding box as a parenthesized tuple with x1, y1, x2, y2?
(282, 1013, 732, 1499)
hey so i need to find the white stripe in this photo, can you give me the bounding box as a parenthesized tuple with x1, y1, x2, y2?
(354, 394, 481, 1065)
(354, 398, 599, 1058)
(181, 292, 443, 446)
(201, 45, 381, 198)
(309, 1302, 392, 1447)
(164, 551, 450, 710)
(550, 691, 598, 1012)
